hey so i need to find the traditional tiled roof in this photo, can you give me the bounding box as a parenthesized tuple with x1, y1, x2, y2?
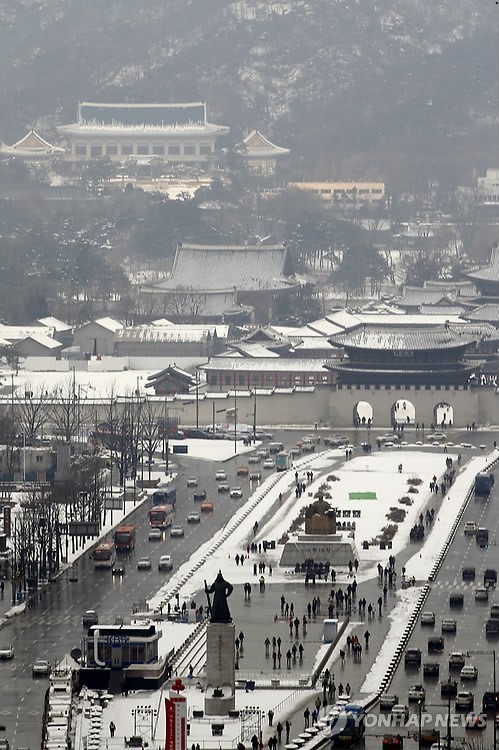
(59, 101, 229, 137)
(328, 324, 476, 351)
(420, 305, 465, 316)
(200, 357, 328, 372)
(241, 130, 290, 158)
(117, 326, 226, 344)
(227, 343, 280, 358)
(467, 247, 499, 282)
(397, 288, 456, 307)
(0, 129, 64, 157)
(464, 304, 499, 324)
(146, 365, 196, 388)
(424, 280, 478, 297)
(325, 362, 475, 376)
(150, 243, 296, 292)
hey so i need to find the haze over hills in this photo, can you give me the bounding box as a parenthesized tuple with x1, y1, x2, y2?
(0, 0, 497, 188)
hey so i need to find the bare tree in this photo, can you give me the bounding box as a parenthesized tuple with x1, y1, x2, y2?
(140, 399, 162, 480)
(14, 384, 50, 444)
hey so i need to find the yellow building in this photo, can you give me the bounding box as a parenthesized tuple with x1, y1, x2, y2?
(288, 181, 385, 204)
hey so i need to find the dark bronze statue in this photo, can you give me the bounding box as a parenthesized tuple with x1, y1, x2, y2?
(205, 571, 233, 623)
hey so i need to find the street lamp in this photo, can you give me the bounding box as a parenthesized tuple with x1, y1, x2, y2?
(468, 648, 496, 750)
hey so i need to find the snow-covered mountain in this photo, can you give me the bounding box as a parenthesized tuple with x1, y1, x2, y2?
(0, 0, 496, 186)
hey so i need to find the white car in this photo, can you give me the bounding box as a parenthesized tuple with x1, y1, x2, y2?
(187, 512, 200, 524)
(449, 652, 466, 668)
(391, 704, 409, 721)
(218, 482, 230, 493)
(475, 587, 489, 601)
(442, 618, 457, 633)
(149, 528, 162, 541)
(379, 694, 399, 710)
(247, 456, 260, 464)
(186, 477, 198, 487)
(230, 487, 243, 498)
(421, 611, 436, 626)
(158, 555, 173, 571)
(408, 685, 426, 702)
(455, 691, 474, 710)
(32, 659, 50, 676)
(384, 441, 394, 447)
(137, 557, 152, 570)
(0, 645, 14, 660)
(215, 470, 227, 480)
(464, 522, 479, 535)
(249, 471, 261, 481)
(461, 443, 473, 449)
(170, 524, 185, 537)
(263, 459, 275, 469)
(460, 666, 478, 681)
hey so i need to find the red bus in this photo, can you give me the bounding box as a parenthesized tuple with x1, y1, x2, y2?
(148, 504, 174, 529)
(113, 524, 136, 551)
(93, 541, 117, 569)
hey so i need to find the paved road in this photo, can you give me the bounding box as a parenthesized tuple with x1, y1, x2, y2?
(0, 427, 493, 749)
(367, 453, 499, 749)
(0, 442, 293, 750)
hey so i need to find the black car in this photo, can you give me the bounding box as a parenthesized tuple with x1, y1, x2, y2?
(404, 648, 422, 667)
(484, 569, 497, 587)
(463, 567, 476, 581)
(428, 636, 445, 653)
(193, 490, 207, 501)
(449, 593, 464, 608)
(423, 662, 440, 678)
(482, 691, 499, 712)
(486, 619, 499, 636)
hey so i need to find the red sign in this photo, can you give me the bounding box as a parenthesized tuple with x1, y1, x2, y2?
(165, 698, 176, 750)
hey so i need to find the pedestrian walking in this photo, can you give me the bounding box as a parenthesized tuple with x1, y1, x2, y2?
(285, 721, 291, 743)
(109, 722, 116, 738)
(345, 682, 351, 696)
(311, 709, 318, 726)
(272, 651, 277, 669)
(265, 637, 271, 657)
(364, 630, 370, 648)
(340, 649, 345, 664)
(304, 708, 310, 729)
(286, 649, 292, 669)
(338, 683, 344, 696)
(276, 722, 283, 743)
(251, 735, 259, 750)
(268, 710, 274, 727)
(298, 643, 304, 660)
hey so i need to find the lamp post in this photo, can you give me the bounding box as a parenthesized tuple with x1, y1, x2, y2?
(468, 648, 496, 750)
(233, 373, 237, 455)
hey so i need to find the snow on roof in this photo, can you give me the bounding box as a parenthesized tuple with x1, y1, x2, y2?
(37, 316, 71, 332)
(0, 325, 54, 342)
(329, 324, 476, 351)
(201, 357, 328, 371)
(21, 333, 63, 350)
(93, 317, 123, 333)
(241, 129, 290, 157)
(151, 243, 295, 293)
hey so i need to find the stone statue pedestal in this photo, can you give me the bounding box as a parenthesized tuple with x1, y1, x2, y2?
(204, 622, 235, 716)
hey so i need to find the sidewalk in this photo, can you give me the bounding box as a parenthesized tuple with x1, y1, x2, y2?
(223, 570, 396, 742)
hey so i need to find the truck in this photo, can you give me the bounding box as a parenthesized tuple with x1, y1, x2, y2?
(275, 451, 293, 472)
(152, 487, 176, 507)
(475, 472, 494, 497)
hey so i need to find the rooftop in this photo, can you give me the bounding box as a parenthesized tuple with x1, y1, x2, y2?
(59, 101, 229, 137)
(467, 246, 499, 283)
(200, 357, 328, 372)
(241, 129, 290, 158)
(149, 243, 296, 293)
(328, 324, 477, 351)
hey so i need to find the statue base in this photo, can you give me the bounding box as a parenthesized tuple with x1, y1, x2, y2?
(204, 622, 235, 716)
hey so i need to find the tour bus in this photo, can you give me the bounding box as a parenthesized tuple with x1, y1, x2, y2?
(275, 451, 293, 472)
(330, 705, 366, 746)
(113, 524, 136, 552)
(93, 541, 117, 569)
(148, 504, 174, 529)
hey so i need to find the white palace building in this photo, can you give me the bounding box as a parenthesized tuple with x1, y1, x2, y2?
(58, 101, 229, 164)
